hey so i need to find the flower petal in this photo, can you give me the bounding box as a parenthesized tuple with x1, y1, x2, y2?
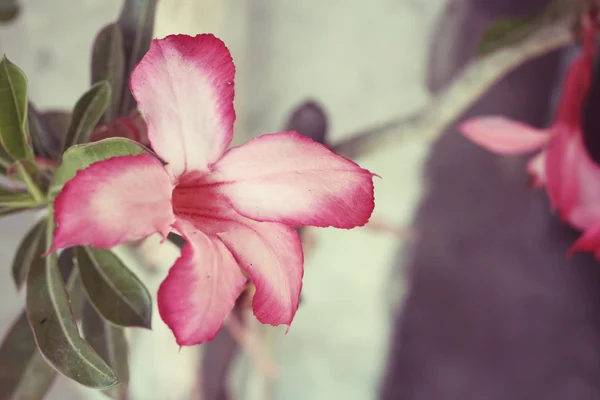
(130, 34, 235, 178)
(460, 116, 548, 154)
(569, 223, 600, 258)
(544, 125, 580, 215)
(172, 192, 304, 327)
(219, 222, 303, 326)
(157, 221, 246, 346)
(50, 154, 175, 252)
(526, 151, 547, 188)
(205, 131, 375, 228)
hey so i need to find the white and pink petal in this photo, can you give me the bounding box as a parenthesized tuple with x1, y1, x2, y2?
(130, 34, 236, 178)
(172, 192, 304, 327)
(157, 220, 247, 346)
(204, 131, 375, 229)
(50, 154, 175, 252)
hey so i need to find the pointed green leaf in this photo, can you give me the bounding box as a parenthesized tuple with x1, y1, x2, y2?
(11, 219, 44, 289)
(50, 137, 147, 196)
(0, 311, 56, 400)
(0, 145, 11, 175)
(62, 81, 111, 151)
(0, 188, 35, 207)
(92, 24, 125, 123)
(28, 102, 62, 160)
(8, 160, 43, 203)
(26, 218, 118, 389)
(82, 300, 130, 399)
(0, 56, 33, 162)
(58, 248, 86, 320)
(0, 242, 88, 399)
(76, 246, 152, 329)
(117, 0, 157, 115)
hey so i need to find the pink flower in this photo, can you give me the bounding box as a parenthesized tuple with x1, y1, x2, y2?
(49, 34, 375, 345)
(459, 16, 600, 258)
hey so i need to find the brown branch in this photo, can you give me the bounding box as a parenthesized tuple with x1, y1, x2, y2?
(332, 16, 573, 159)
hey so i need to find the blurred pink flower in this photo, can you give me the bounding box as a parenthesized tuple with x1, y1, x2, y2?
(460, 15, 600, 258)
(90, 109, 150, 148)
(49, 34, 376, 345)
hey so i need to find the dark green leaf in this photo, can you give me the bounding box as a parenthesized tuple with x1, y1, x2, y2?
(0, 57, 33, 162)
(117, 0, 157, 115)
(0, 145, 11, 175)
(0, 185, 35, 207)
(0, 311, 56, 400)
(0, 241, 87, 399)
(26, 218, 118, 389)
(58, 248, 86, 320)
(0, 0, 19, 23)
(76, 246, 152, 329)
(82, 301, 130, 399)
(11, 219, 45, 290)
(8, 160, 43, 203)
(50, 137, 147, 196)
(28, 102, 62, 160)
(62, 81, 111, 151)
(92, 24, 125, 123)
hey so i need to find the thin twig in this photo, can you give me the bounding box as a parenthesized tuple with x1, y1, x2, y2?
(332, 16, 573, 159)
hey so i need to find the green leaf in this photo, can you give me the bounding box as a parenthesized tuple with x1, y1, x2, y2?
(0, 186, 36, 207)
(0, 56, 34, 162)
(0, 242, 86, 399)
(28, 102, 62, 160)
(0, 311, 56, 400)
(50, 137, 147, 196)
(62, 81, 111, 151)
(76, 246, 152, 329)
(0, 0, 19, 23)
(0, 145, 12, 175)
(8, 160, 43, 203)
(57, 248, 86, 320)
(117, 0, 157, 115)
(26, 218, 118, 389)
(11, 219, 44, 290)
(82, 300, 130, 399)
(92, 24, 125, 123)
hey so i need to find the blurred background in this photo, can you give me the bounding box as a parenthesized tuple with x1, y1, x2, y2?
(3, 0, 600, 399)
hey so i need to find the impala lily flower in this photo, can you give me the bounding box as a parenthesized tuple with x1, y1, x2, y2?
(49, 34, 375, 345)
(460, 16, 600, 258)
